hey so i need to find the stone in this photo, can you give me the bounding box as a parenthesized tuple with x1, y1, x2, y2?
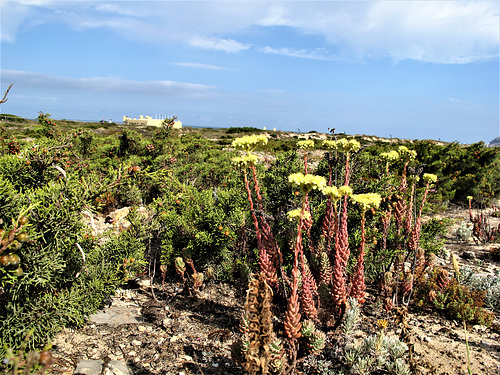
(462, 251, 476, 260)
(103, 360, 133, 375)
(89, 306, 143, 326)
(131, 339, 142, 346)
(137, 325, 147, 332)
(74, 360, 103, 375)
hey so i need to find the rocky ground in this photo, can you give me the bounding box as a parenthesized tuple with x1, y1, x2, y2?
(50, 205, 500, 375)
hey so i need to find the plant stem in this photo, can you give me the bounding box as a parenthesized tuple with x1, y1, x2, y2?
(464, 320, 472, 375)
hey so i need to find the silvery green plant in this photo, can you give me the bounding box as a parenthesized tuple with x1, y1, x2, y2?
(343, 319, 410, 375)
(460, 266, 500, 312)
(456, 222, 473, 242)
(342, 298, 362, 336)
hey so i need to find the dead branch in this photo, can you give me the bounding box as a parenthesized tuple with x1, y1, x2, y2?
(0, 84, 13, 105)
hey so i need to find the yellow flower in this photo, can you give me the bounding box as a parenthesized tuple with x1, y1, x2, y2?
(351, 193, 382, 211)
(322, 139, 360, 153)
(297, 139, 315, 149)
(398, 146, 417, 159)
(322, 140, 336, 150)
(287, 208, 311, 222)
(322, 186, 342, 202)
(466, 195, 473, 201)
(380, 150, 399, 161)
(231, 154, 258, 168)
(232, 134, 269, 152)
(338, 185, 353, 197)
(289, 173, 326, 194)
(422, 173, 438, 183)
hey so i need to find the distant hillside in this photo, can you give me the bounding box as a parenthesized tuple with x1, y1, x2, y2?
(489, 137, 500, 147)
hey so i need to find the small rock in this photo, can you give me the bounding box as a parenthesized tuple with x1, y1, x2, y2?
(162, 318, 172, 327)
(131, 339, 142, 346)
(104, 360, 133, 375)
(170, 335, 180, 342)
(138, 326, 147, 332)
(183, 355, 194, 362)
(74, 360, 103, 375)
(108, 354, 123, 361)
(473, 325, 487, 332)
(462, 251, 476, 260)
(127, 351, 136, 356)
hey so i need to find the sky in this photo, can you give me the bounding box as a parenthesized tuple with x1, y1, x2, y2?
(0, 1, 499, 144)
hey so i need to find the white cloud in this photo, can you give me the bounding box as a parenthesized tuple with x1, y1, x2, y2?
(1, 1, 498, 63)
(258, 1, 499, 63)
(260, 46, 336, 61)
(189, 36, 250, 53)
(1, 69, 216, 98)
(171, 62, 226, 70)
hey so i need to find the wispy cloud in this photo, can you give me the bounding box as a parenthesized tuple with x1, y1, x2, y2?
(260, 46, 336, 61)
(1, 70, 216, 98)
(258, 1, 499, 64)
(171, 62, 226, 70)
(189, 36, 250, 53)
(1, 1, 498, 63)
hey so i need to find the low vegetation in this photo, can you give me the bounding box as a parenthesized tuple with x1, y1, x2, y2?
(0, 111, 499, 374)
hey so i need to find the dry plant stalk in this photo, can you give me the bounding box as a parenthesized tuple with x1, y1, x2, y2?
(240, 272, 282, 375)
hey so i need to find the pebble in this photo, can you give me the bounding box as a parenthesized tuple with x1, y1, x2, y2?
(103, 360, 133, 375)
(74, 360, 103, 375)
(131, 339, 142, 346)
(162, 318, 172, 327)
(462, 251, 476, 260)
(138, 325, 147, 332)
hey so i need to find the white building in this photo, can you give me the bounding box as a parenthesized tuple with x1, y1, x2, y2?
(123, 115, 182, 128)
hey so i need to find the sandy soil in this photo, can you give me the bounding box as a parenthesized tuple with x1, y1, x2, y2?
(50, 205, 500, 375)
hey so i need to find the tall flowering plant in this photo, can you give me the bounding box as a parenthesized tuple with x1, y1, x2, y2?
(232, 135, 383, 372)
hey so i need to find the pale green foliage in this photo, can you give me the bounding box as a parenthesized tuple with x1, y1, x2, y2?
(460, 266, 500, 312)
(345, 333, 410, 375)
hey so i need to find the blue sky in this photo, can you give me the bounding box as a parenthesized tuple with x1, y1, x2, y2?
(1, 1, 498, 144)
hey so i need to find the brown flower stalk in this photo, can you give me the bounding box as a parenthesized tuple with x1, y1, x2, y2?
(284, 202, 307, 340)
(381, 208, 392, 251)
(349, 212, 367, 303)
(243, 170, 278, 289)
(395, 159, 410, 234)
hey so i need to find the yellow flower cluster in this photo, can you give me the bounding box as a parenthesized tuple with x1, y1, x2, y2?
(322, 138, 360, 153)
(231, 154, 258, 168)
(321, 185, 352, 201)
(398, 146, 417, 159)
(297, 139, 315, 149)
(232, 134, 269, 152)
(287, 208, 311, 222)
(338, 185, 353, 197)
(321, 186, 342, 201)
(351, 193, 382, 211)
(467, 195, 473, 201)
(422, 173, 438, 183)
(289, 173, 327, 194)
(380, 150, 399, 161)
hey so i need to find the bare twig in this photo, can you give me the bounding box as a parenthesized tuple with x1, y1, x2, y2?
(74, 243, 86, 278)
(0, 84, 13, 105)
